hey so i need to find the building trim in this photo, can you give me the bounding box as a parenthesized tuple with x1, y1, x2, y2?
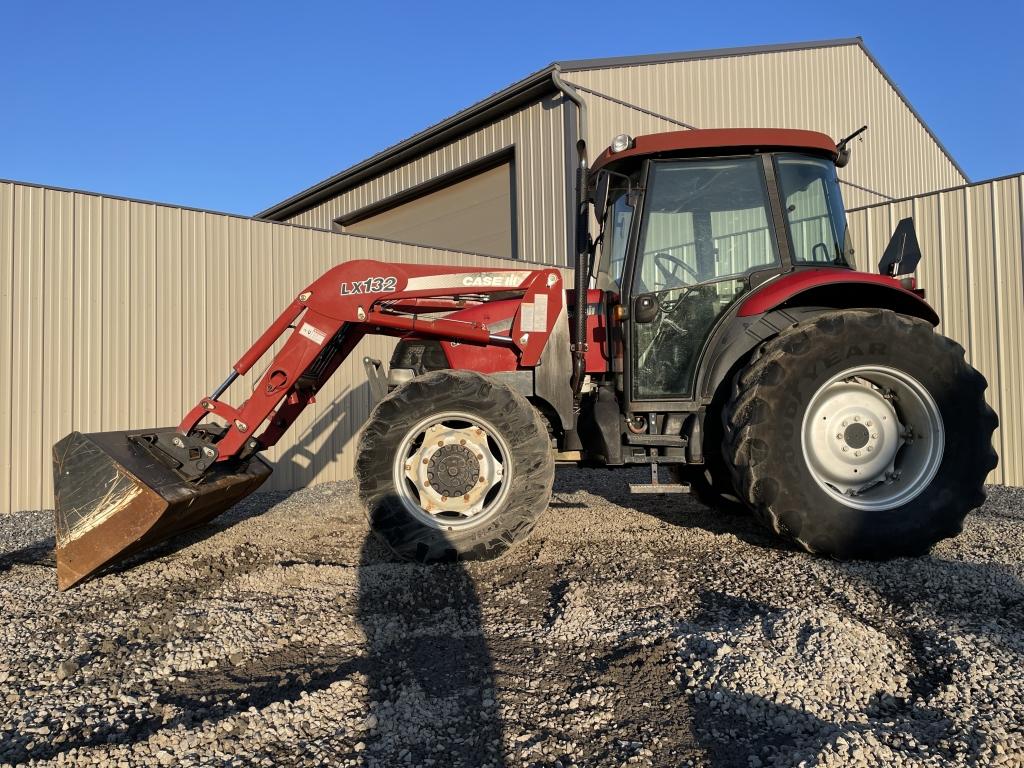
(257, 67, 559, 221)
(556, 37, 864, 72)
(848, 171, 1024, 212)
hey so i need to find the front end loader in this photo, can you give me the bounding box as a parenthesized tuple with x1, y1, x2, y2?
(52, 127, 998, 589)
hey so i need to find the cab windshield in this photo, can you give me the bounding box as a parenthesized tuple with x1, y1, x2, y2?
(776, 154, 852, 267)
(634, 157, 779, 294)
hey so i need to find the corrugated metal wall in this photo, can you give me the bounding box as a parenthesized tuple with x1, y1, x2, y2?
(285, 96, 569, 266)
(0, 181, 548, 514)
(847, 174, 1024, 486)
(564, 42, 966, 209)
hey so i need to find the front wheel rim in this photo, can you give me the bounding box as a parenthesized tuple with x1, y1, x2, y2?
(801, 365, 944, 511)
(393, 411, 511, 531)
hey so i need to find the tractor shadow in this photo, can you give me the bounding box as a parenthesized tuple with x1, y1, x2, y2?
(6, 514, 505, 767)
(552, 465, 796, 554)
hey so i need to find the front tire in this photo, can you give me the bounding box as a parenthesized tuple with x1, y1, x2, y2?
(723, 309, 998, 559)
(356, 370, 554, 562)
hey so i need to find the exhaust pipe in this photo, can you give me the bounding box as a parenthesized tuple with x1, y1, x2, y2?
(52, 429, 271, 590)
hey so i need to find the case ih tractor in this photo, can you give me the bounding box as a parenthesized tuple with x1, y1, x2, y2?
(52, 127, 998, 589)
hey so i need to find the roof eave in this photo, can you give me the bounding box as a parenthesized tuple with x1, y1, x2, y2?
(257, 65, 560, 221)
(555, 37, 865, 72)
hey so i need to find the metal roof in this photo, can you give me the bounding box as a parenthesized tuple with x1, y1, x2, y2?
(257, 37, 965, 221)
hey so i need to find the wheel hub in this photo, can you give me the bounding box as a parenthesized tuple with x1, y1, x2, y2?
(801, 366, 944, 511)
(804, 380, 903, 494)
(399, 419, 506, 524)
(427, 444, 480, 498)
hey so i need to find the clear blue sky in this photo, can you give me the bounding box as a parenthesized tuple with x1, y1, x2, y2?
(2, 1, 1021, 215)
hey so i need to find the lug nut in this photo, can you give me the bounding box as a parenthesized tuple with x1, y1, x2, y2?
(854, 415, 861, 422)
(422, 458, 429, 464)
(871, 433, 878, 439)
(478, 476, 485, 483)
(463, 495, 470, 501)
(437, 440, 444, 447)
(835, 433, 843, 440)
(460, 439, 466, 445)
(441, 495, 448, 502)
(867, 447, 873, 452)
(842, 446, 849, 452)
(424, 481, 431, 487)
(476, 453, 484, 460)
(855, 450, 861, 456)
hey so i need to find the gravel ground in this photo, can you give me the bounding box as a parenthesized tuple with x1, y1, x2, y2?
(1, 468, 1022, 768)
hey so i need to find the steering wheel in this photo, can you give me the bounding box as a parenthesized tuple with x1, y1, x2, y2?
(652, 251, 699, 289)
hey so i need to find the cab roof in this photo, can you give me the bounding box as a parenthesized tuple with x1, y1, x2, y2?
(590, 128, 839, 174)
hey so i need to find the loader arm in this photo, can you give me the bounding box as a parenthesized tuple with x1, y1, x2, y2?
(52, 259, 565, 589)
(180, 260, 565, 459)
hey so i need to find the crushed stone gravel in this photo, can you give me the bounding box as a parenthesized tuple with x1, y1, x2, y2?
(1, 468, 1022, 767)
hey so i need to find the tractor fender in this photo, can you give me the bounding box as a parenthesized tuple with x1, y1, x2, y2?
(697, 272, 938, 404)
(736, 269, 939, 325)
(697, 306, 831, 402)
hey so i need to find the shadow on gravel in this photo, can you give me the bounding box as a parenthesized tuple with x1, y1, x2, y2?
(356, 531, 505, 766)
(553, 466, 796, 554)
(0, 539, 54, 573)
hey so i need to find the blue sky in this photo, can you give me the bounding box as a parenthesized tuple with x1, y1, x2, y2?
(2, 1, 1021, 215)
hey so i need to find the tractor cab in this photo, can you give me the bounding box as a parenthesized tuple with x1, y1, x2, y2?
(587, 129, 855, 409)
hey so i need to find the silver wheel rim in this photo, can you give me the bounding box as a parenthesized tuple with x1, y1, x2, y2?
(393, 411, 511, 531)
(800, 365, 944, 511)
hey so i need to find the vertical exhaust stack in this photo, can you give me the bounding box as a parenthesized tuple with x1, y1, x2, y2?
(52, 429, 271, 590)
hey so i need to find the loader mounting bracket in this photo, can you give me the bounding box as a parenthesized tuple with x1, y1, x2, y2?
(129, 431, 220, 481)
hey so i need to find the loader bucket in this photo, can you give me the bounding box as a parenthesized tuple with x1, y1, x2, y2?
(52, 429, 272, 590)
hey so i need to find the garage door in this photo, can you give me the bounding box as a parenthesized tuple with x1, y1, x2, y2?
(342, 163, 514, 259)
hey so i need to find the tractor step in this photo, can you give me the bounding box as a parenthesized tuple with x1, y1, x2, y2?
(625, 433, 687, 446)
(628, 464, 691, 494)
(628, 482, 690, 494)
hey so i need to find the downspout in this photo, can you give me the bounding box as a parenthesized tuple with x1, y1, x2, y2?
(551, 69, 590, 404)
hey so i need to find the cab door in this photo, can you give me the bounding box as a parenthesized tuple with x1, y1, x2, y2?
(624, 156, 782, 407)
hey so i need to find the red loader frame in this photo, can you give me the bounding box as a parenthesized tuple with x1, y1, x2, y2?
(179, 259, 566, 460)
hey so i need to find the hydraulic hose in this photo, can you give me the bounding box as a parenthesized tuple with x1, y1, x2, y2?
(551, 70, 590, 402)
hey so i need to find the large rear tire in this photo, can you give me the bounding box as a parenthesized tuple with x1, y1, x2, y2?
(356, 370, 554, 562)
(723, 309, 998, 559)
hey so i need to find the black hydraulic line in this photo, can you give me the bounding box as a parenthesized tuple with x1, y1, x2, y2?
(551, 69, 591, 403)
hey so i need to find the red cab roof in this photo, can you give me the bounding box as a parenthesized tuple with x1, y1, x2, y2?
(591, 128, 838, 172)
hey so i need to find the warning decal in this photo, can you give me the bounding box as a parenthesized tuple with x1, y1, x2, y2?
(299, 323, 326, 345)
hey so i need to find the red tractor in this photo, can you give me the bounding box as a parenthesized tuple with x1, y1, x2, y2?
(53, 127, 998, 589)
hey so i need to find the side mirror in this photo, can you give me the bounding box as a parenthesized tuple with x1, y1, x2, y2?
(593, 171, 610, 224)
(878, 218, 922, 277)
(633, 294, 659, 324)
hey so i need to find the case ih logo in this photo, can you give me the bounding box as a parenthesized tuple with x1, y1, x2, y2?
(460, 274, 524, 287)
(340, 276, 398, 295)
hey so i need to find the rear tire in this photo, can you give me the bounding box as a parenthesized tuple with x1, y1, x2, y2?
(356, 370, 554, 562)
(723, 309, 998, 559)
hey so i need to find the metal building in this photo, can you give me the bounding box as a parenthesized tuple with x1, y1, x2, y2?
(259, 38, 966, 263)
